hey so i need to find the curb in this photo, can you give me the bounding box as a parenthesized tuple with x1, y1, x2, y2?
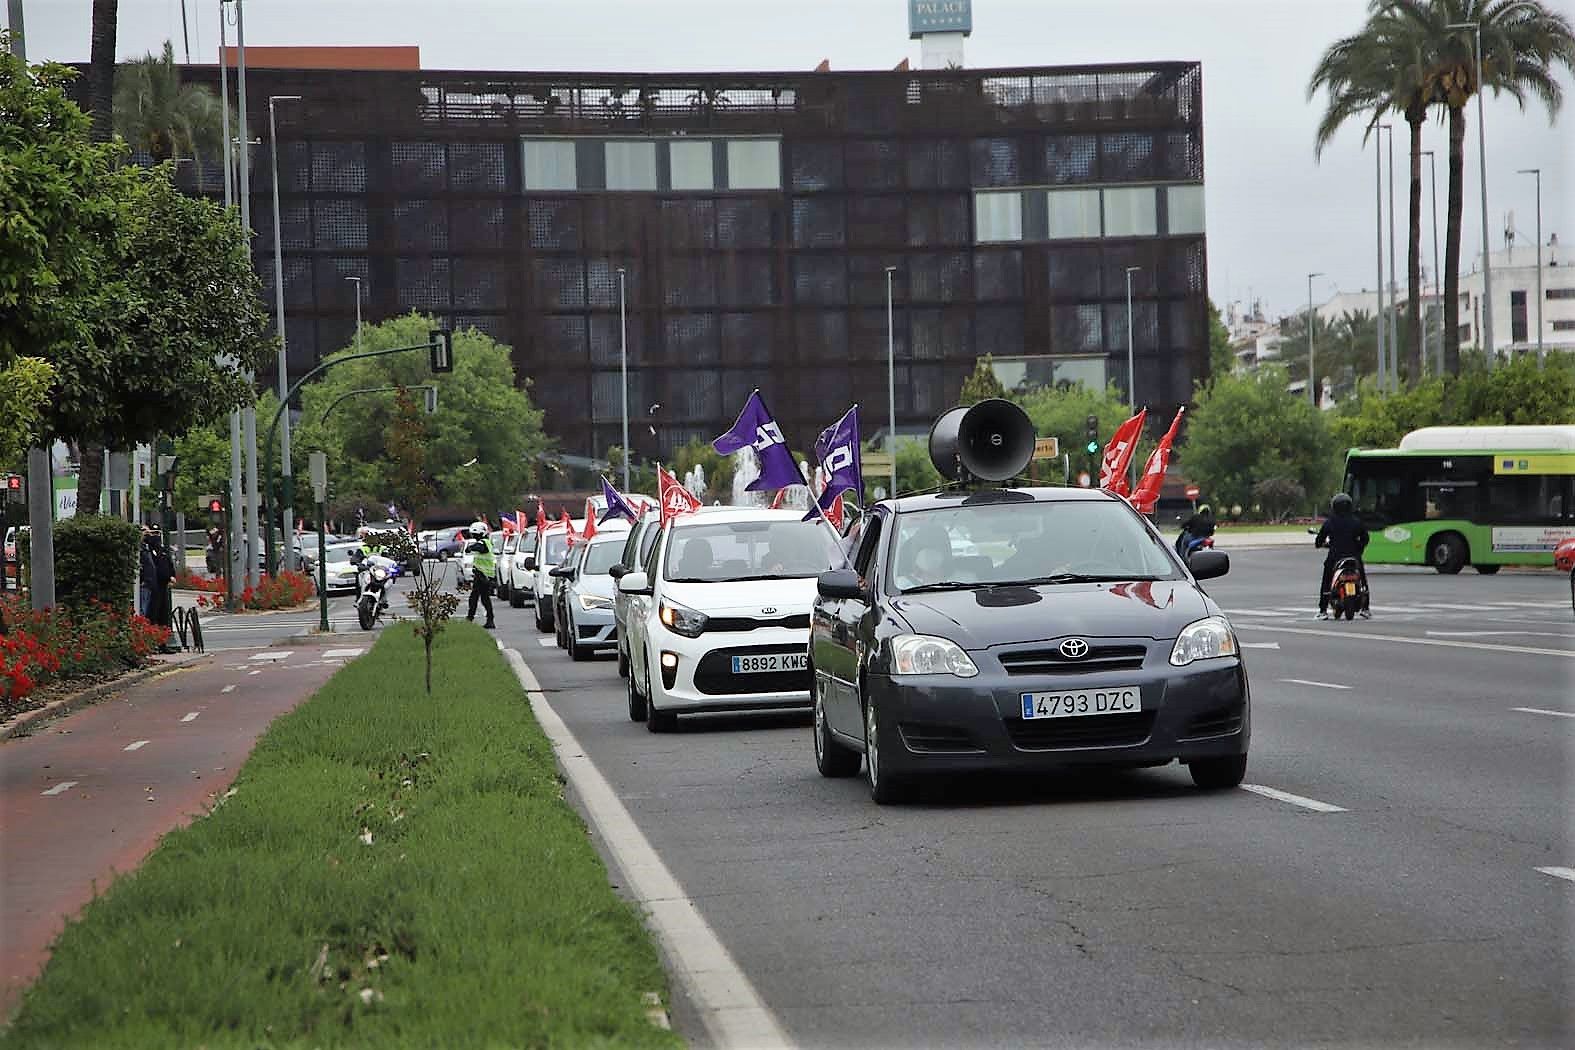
(1, 654, 207, 741)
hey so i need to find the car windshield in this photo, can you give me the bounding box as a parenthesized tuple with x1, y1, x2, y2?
(583, 537, 626, 575)
(890, 499, 1181, 593)
(541, 533, 569, 565)
(664, 519, 840, 583)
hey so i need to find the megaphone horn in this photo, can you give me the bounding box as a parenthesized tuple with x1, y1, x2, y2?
(927, 398, 1036, 484)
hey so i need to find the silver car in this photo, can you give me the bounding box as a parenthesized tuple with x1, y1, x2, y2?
(554, 526, 632, 661)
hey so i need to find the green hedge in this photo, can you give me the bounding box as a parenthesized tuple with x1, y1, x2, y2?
(54, 515, 141, 608)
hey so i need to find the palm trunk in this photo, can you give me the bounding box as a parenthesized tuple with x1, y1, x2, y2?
(76, 442, 106, 517)
(1443, 105, 1466, 375)
(1405, 113, 1424, 384)
(77, 0, 119, 516)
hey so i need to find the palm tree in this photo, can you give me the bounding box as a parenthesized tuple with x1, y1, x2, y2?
(77, 0, 118, 515)
(114, 41, 230, 170)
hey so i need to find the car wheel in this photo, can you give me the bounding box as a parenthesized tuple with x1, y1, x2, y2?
(1189, 753, 1248, 790)
(864, 695, 908, 804)
(814, 674, 861, 779)
(1428, 532, 1467, 575)
(626, 666, 647, 722)
(645, 660, 677, 733)
(509, 587, 524, 609)
(1342, 605, 1356, 620)
(534, 598, 552, 633)
(568, 614, 589, 661)
(617, 644, 630, 678)
(1472, 564, 1500, 575)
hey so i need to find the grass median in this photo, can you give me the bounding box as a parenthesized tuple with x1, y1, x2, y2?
(5, 623, 681, 1048)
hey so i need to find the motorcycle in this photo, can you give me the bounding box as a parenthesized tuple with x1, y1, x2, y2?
(1326, 556, 1368, 621)
(1175, 532, 1215, 559)
(356, 558, 401, 631)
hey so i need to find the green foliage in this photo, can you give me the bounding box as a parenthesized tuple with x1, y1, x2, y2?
(387, 386, 434, 523)
(1015, 382, 1135, 467)
(1208, 302, 1233, 378)
(892, 438, 943, 496)
(292, 314, 548, 521)
(958, 355, 1008, 404)
(671, 436, 736, 502)
(1251, 476, 1308, 524)
(53, 515, 140, 609)
(168, 423, 231, 517)
(606, 446, 658, 497)
(1183, 366, 1338, 515)
(113, 41, 231, 167)
(0, 358, 55, 464)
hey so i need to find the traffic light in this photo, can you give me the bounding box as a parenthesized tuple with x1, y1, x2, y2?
(3, 474, 23, 502)
(428, 329, 453, 373)
(1084, 415, 1100, 456)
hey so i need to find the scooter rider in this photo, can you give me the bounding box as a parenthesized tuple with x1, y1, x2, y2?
(463, 521, 497, 629)
(1175, 503, 1217, 558)
(1315, 493, 1370, 619)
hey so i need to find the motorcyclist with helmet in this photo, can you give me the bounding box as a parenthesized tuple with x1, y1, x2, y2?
(463, 520, 497, 629)
(1175, 503, 1217, 558)
(1315, 493, 1370, 619)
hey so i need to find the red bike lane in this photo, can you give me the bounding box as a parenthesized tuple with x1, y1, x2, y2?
(0, 639, 366, 1016)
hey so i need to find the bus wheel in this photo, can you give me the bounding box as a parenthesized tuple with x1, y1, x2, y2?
(1473, 564, 1500, 575)
(1428, 533, 1467, 575)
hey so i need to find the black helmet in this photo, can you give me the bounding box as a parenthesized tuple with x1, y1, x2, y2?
(1331, 493, 1353, 514)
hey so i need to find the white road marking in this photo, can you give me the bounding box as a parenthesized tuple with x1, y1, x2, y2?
(1240, 641, 1280, 650)
(504, 648, 791, 1050)
(123, 740, 150, 751)
(1494, 601, 1571, 609)
(1226, 609, 1293, 618)
(1279, 678, 1351, 690)
(1233, 622, 1575, 659)
(323, 648, 364, 659)
(1424, 602, 1510, 612)
(537, 637, 554, 648)
(249, 651, 293, 662)
(1536, 867, 1575, 883)
(248, 669, 262, 676)
(40, 781, 79, 796)
(1428, 630, 1575, 639)
(1241, 784, 1348, 813)
(220, 685, 236, 694)
(181, 712, 200, 723)
(1512, 707, 1575, 720)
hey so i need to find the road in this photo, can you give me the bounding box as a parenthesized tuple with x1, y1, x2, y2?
(496, 547, 1573, 1049)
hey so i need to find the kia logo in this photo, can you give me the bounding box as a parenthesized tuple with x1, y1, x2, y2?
(1059, 638, 1090, 659)
(762, 606, 778, 615)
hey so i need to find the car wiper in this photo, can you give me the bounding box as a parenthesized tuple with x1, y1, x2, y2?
(1012, 573, 1163, 586)
(729, 573, 812, 582)
(900, 580, 984, 593)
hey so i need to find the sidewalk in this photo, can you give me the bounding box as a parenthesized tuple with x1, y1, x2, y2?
(0, 635, 367, 1017)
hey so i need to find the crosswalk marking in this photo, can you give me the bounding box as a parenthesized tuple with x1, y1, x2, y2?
(40, 781, 79, 796)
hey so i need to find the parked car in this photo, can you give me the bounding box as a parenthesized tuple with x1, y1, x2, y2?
(530, 522, 578, 632)
(611, 515, 662, 677)
(496, 532, 519, 599)
(418, 526, 467, 561)
(318, 541, 365, 594)
(620, 507, 842, 732)
(506, 527, 538, 609)
(552, 523, 631, 660)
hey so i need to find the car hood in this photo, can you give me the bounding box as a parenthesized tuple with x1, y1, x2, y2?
(575, 574, 617, 600)
(661, 577, 818, 617)
(889, 580, 1216, 649)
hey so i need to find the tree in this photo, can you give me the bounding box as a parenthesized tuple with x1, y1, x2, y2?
(0, 359, 55, 467)
(77, 0, 121, 511)
(1208, 301, 1233, 378)
(1015, 381, 1134, 469)
(672, 437, 736, 503)
(386, 385, 434, 523)
(1182, 367, 1339, 516)
(958, 355, 1007, 404)
(113, 41, 229, 168)
(891, 438, 942, 496)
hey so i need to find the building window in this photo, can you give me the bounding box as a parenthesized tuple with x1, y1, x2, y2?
(1103, 187, 1157, 237)
(727, 139, 781, 190)
(1045, 188, 1101, 239)
(522, 139, 576, 191)
(1548, 288, 1575, 301)
(605, 141, 658, 191)
(1166, 185, 1206, 235)
(975, 191, 1022, 243)
(1553, 320, 1575, 332)
(1511, 290, 1528, 343)
(670, 140, 715, 191)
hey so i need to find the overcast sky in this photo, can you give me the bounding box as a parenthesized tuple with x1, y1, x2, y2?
(11, 0, 1572, 321)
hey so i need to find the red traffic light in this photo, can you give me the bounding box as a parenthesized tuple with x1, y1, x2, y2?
(208, 499, 224, 513)
(4, 475, 20, 491)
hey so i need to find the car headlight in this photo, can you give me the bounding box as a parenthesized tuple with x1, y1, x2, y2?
(889, 634, 978, 678)
(579, 593, 614, 612)
(658, 600, 708, 638)
(1169, 616, 1238, 666)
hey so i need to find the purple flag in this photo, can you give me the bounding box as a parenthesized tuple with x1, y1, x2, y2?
(805, 405, 862, 521)
(598, 476, 642, 524)
(713, 389, 802, 492)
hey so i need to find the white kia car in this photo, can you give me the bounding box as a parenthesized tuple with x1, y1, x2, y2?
(505, 527, 537, 608)
(553, 522, 631, 661)
(620, 508, 843, 731)
(530, 521, 578, 632)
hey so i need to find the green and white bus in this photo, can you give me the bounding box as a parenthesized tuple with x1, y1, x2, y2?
(1343, 425, 1575, 574)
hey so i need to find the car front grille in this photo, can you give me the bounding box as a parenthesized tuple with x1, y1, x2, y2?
(693, 644, 809, 696)
(998, 644, 1148, 676)
(1181, 703, 1244, 739)
(577, 625, 605, 640)
(898, 722, 983, 753)
(1006, 711, 1156, 750)
(705, 614, 811, 633)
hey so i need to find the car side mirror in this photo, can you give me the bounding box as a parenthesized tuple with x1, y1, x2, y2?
(608, 563, 628, 580)
(1188, 549, 1230, 581)
(618, 571, 652, 596)
(549, 565, 574, 579)
(523, 555, 537, 571)
(817, 568, 866, 601)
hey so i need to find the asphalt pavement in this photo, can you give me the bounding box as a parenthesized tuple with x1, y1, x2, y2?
(496, 546, 1573, 1049)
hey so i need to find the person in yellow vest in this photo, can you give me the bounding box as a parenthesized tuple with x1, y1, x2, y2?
(463, 520, 497, 628)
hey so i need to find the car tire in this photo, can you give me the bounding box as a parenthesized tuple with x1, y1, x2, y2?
(814, 674, 861, 778)
(863, 696, 909, 804)
(617, 645, 630, 678)
(627, 667, 647, 722)
(1428, 532, 1467, 575)
(645, 662, 677, 733)
(1189, 753, 1248, 790)
(534, 598, 552, 633)
(1472, 564, 1499, 575)
(1342, 605, 1356, 620)
(509, 587, 524, 609)
(568, 614, 589, 661)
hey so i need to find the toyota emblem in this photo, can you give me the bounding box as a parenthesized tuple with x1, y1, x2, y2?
(762, 606, 777, 615)
(1059, 638, 1090, 659)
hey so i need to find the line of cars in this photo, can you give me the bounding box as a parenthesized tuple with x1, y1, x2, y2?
(525, 484, 1251, 805)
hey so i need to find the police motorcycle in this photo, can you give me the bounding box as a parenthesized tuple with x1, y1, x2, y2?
(351, 549, 402, 631)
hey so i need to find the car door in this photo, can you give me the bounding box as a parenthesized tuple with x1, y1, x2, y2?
(823, 510, 886, 741)
(630, 523, 666, 694)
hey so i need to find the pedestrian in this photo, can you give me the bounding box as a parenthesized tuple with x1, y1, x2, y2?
(151, 529, 178, 638)
(205, 526, 223, 576)
(463, 520, 497, 629)
(138, 527, 157, 618)
(1314, 493, 1371, 619)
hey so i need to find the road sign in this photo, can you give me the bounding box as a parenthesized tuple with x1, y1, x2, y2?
(862, 451, 893, 476)
(1032, 437, 1059, 461)
(1076, 471, 1091, 488)
(309, 451, 328, 505)
(1185, 484, 1200, 500)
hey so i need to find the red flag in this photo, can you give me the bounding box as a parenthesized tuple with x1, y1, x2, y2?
(536, 503, 547, 532)
(826, 492, 845, 530)
(582, 511, 596, 542)
(559, 509, 575, 545)
(1129, 408, 1185, 514)
(1098, 410, 1147, 496)
(658, 466, 701, 526)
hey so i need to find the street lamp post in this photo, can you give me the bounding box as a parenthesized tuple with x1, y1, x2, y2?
(268, 94, 302, 573)
(1518, 168, 1543, 363)
(219, 3, 244, 604)
(1373, 121, 1388, 392)
(1448, 20, 1495, 362)
(1422, 150, 1442, 376)
(885, 266, 897, 498)
(1308, 272, 1324, 406)
(617, 268, 630, 493)
(1385, 123, 1399, 383)
(344, 276, 363, 353)
(233, 0, 261, 588)
(1123, 265, 1141, 489)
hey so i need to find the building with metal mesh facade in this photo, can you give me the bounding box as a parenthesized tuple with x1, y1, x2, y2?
(176, 62, 1207, 457)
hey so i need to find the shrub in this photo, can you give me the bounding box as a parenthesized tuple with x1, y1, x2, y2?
(54, 515, 141, 609)
(197, 569, 314, 611)
(0, 595, 170, 712)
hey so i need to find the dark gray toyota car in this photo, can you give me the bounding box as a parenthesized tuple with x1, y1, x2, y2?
(810, 487, 1248, 804)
